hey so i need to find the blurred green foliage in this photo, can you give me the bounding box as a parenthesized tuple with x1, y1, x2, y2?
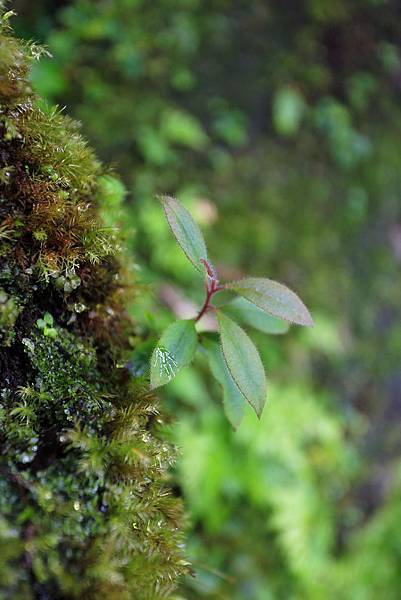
(14, 0, 401, 597)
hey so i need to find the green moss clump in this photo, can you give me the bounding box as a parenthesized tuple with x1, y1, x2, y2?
(0, 14, 187, 599)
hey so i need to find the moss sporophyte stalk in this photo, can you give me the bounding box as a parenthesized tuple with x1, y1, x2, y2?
(0, 13, 187, 599)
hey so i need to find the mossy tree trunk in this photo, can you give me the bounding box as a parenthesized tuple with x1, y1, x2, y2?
(0, 16, 186, 599)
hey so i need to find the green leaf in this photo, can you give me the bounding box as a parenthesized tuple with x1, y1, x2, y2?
(217, 311, 267, 418)
(43, 312, 54, 326)
(44, 327, 58, 339)
(225, 277, 313, 327)
(161, 109, 209, 149)
(202, 339, 246, 429)
(273, 86, 305, 137)
(159, 195, 208, 272)
(150, 319, 198, 389)
(224, 297, 290, 335)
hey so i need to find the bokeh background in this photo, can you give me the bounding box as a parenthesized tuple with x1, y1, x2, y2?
(13, 1, 401, 597)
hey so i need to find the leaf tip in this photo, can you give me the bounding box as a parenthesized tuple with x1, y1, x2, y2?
(301, 309, 314, 327)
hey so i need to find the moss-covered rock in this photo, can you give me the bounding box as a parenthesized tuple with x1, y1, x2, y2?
(0, 14, 186, 599)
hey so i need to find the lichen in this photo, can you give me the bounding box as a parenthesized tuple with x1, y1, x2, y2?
(0, 12, 186, 599)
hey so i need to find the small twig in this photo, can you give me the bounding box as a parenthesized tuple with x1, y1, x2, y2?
(195, 259, 222, 322)
(195, 283, 215, 322)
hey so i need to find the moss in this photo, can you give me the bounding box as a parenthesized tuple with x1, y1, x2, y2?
(0, 13, 187, 599)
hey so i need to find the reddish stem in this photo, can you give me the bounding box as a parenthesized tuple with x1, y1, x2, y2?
(195, 259, 222, 322)
(195, 278, 222, 322)
(195, 286, 214, 322)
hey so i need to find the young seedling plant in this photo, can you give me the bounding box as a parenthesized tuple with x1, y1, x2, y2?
(150, 196, 313, 429)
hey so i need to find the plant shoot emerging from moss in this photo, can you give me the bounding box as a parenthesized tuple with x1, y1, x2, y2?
(150, 195, 314, 428)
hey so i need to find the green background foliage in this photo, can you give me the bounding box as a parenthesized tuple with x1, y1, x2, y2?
(10, 0, 401, 597)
